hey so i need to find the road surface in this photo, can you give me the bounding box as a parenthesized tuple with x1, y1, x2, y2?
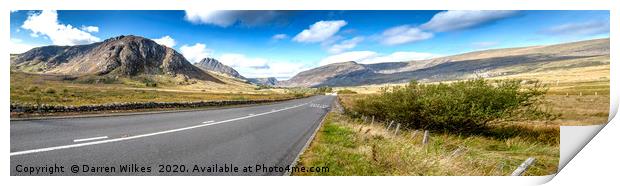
(10, 95, 335, 175)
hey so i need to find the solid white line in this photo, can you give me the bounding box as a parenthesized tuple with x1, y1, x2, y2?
(73, 136, 108, 143)
(10, 102, 309, 156)
(202, 120, 215, 124)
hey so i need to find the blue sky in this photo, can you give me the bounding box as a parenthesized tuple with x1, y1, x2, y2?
(10, 10, 610, 79)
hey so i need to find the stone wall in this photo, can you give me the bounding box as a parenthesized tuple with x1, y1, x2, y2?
(10, 98, 300, 114)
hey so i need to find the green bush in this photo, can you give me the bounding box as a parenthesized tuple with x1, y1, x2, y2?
(337, 89, 357, 94)
(316, 86, 333, 93)
(145, 82, 157, 87)
(44, 87, 56, 94)
(350, 79, 557, 133)
(27, 86, 39, 93)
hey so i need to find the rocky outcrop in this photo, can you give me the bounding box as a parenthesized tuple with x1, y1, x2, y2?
(194, 57, 245, 79)
(11, 35, 218, 81)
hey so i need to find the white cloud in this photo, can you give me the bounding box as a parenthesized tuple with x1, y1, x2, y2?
(272, 34, 288, 40)
(184, 10, 289, 27)
(293, 20, 347, 43)
(240, 61, 307, 79)
(319, 50, 439, 66)
(21, 10, 100, 46)
(9, 38, 40, 54)
(541, 21, 609, 36)
(421, 10, 517, 32)
(217, 53, 306, 79)
(153, 35, 176, 48)
(328, 36, 364, 54)
(379, 25, 433, 45)
(81, 26, 99, 33)
(319, 51, 378, 66)
(179, 43, 212, 63)
(219, 53, 269, 69)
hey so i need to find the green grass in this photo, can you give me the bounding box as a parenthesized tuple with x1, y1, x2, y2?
(295, 112, 559, 176)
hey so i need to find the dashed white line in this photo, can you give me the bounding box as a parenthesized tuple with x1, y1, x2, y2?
(10, 102, 310, 156)
(73, 136, 108, 143)
(202, 120, 215, 124)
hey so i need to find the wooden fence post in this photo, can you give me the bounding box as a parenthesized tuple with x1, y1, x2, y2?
(511, 157, 536, 176)
(393, 123, 401, 135)
(387, 120, 394, 130)
(410, 130, 419, 140)
(371, 116, 375, 125)
(422, 130, 430, 145)
(450, 147, 465, 158)
(363, 115, 368, 123)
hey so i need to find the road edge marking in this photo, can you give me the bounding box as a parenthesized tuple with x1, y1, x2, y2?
(73, 136, 108, 143)
(284, 97, 334, 176)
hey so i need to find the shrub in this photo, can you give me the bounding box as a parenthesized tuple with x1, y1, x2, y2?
(145, 82, 157, 87)
(350, 79, 558, 133)
(27, 86, 39, 92)
(337, 89, 357, 94)
(44, 87, 56, 94)
(316, 86, 333, 93)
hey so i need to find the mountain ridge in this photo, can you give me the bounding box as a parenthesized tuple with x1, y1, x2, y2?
(280, 38, 610, 87)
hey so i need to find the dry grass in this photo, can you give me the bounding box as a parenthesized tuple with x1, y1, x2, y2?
(295, 112, 558, 176)
(10, 71, 294, 106)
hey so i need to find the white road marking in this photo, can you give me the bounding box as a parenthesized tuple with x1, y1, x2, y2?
(202, 120, 215, 124)
(73, 136, 108, 143)
(10, 102, 310, 156)
(248, 113, 255, 116)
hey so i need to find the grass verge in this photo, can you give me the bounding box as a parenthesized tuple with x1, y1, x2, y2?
(294, 111, 558, 176)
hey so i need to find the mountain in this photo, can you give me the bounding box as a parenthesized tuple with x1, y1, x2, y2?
(279, 61, 373, 87)
(247, 77, 279, 86)
(10, 35, 218, 82)
(194, 58, 245, 79)
(281, 38, 610, 87)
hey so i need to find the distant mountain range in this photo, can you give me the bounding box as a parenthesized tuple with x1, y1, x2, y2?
(11, 35, 608, 88)
(193, 58, 279, 86)
(247, 77, 279, 86)
(279, 38, 609, 87)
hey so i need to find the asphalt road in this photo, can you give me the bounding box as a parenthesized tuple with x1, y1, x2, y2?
(10, 95, 335, 176)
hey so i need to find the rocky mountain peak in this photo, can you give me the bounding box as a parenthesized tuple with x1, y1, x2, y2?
(194, 57, 245, 79)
